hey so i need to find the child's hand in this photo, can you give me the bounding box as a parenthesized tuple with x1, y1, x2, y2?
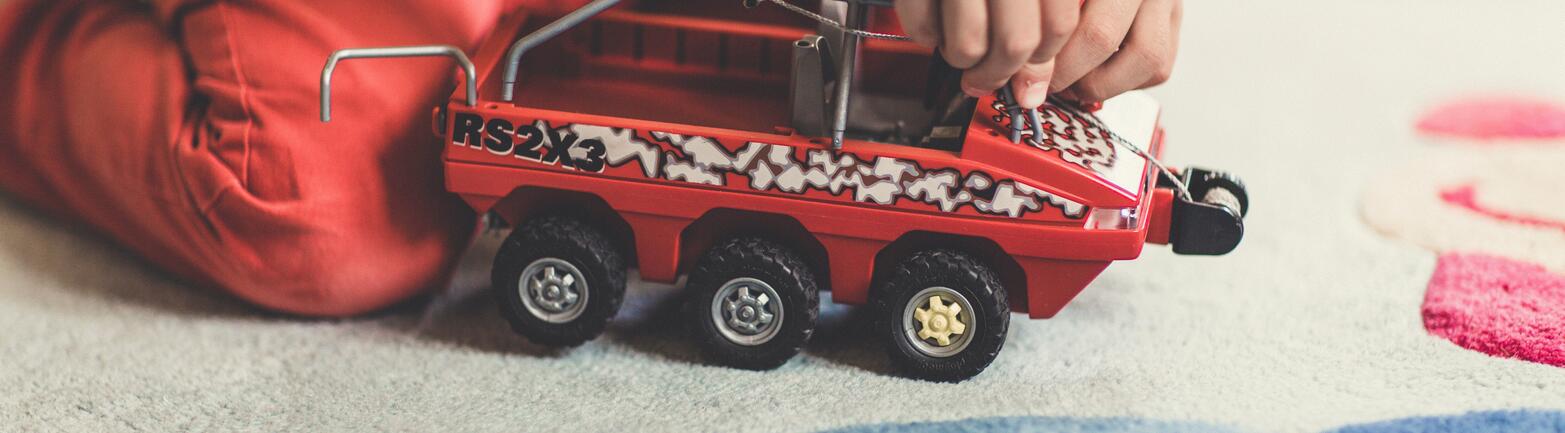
(895, 0, 1181, 108)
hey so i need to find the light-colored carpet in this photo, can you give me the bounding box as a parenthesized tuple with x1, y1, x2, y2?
(5, 1, 1565, 432)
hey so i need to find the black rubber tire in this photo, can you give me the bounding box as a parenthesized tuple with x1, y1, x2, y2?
(684, 237, 820, 370)
(493, 215, 627, 347)
(871, 249, 1009, 382)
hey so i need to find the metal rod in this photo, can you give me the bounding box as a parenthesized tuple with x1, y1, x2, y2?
(320, 45, 476, 123)
(502, 0, 623, 102)
(829, 1, 865, 149)
(1027, 106, 1047, 142)
(997, 87, 1025, 143)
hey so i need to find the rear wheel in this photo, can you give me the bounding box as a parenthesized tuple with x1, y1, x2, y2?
(872, 249, 1009, 382)
(493, 215, 627, 347)
(685, 237, 820, 370)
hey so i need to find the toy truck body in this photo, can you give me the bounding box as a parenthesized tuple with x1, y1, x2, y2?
(322, 0, 1246, 381)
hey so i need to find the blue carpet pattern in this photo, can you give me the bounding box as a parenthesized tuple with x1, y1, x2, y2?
(821, 410, 1565, 433)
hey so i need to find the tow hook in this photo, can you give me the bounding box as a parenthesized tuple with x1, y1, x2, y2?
(1160, 167, 1247, 255)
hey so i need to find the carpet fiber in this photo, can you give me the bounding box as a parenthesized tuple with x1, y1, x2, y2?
(5, 1, 1565, 432)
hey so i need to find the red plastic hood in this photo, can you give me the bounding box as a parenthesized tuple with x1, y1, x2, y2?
(968, 91, 1160, 208)
(1082, 92, 1158, 198)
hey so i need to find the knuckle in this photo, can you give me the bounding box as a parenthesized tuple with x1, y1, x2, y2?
(1043, 14, 1079, 40)
(1127, 46, 1174, 85)
(946, 41, 988, 66)
(1000, 35, 1038, 59)
(1130, 46, 1169, 70)
(1149, 65, 1174, 85)
(1077, 22, 1123, 53)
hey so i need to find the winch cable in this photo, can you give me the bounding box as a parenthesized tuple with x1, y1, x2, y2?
(758, 0, 1192, 200)
(1040, 96, 1194, 201)
(753, 0, 913, 41)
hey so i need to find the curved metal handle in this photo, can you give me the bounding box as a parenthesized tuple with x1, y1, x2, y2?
(320, 45, 477, 123)
(501, 0, 622, 102)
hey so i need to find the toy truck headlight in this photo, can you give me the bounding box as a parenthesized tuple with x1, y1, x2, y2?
(1086, 207, 1138, 230)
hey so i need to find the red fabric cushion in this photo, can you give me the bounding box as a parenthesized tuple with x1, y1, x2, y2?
(0, 0, 538, 315)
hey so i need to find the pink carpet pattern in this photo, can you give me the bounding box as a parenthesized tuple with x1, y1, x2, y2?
(1365, 97, 1565, 368)
(1423, 253, 1565, 367)
(1416, 97, 1565, 141)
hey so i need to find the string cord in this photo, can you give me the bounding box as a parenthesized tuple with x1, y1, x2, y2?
(758, 0, 914, 41)
(1042, 99, 1193, 200)
(763, 0, 1191, 200)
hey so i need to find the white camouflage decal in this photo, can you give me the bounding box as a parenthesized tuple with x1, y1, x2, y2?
(992, 101, 1118, 174)
(459, 115, 1085, 219)
(642, 125, 1087, 219)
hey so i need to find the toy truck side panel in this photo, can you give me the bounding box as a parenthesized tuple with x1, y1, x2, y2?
(442, 101, 1163, 318)
(444, 105, 1098, 224)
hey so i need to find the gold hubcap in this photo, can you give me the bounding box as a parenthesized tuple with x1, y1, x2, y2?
(913, 295, 967, 346)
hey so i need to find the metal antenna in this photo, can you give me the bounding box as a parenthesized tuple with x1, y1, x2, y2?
(829, 2, 867, 149)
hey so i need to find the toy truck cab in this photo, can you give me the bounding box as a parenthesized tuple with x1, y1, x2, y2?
(321, 0, 1246, 381)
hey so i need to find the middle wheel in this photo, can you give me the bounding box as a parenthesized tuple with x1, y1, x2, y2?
(685, 237, 820, 370)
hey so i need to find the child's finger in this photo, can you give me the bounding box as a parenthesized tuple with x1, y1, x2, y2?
(1013, 0, 1080, 108)
(1140, 0, 1181, 89)
(1068, 0, 1176, 102)
(959, 0, 1040, 96)
(1030, 0, 1081, 64)
(940, 0, 989, 69)
(895, 0, 941, 48)
(1048, 0, 1140, 93)
(1012, 59, 1056, 108)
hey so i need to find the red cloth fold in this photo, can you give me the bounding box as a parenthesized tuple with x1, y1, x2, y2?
(0, 0, 537, 315)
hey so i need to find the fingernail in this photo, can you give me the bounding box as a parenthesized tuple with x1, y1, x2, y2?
(1021, 80, 1049, 108)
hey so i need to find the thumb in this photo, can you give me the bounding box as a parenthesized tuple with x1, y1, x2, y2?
(1012, 59, 1055, 109)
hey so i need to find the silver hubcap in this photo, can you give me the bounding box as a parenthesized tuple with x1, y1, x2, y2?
(902, 286, 977, 358)
(519, 258, 589, 324)
(710, 277, 784, 346)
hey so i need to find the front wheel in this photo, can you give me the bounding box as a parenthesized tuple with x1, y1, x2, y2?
(872, 249, 1009, 382)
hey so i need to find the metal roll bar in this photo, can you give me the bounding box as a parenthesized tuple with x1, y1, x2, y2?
(320, 45, 476, 123)
(501, 0, 623, 102)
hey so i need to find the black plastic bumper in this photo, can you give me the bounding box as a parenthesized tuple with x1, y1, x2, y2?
(1159, 167, 1247, 256)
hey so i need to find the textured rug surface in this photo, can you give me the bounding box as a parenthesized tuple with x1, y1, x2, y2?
(1363, 97, 1565, 369)
(5, 1, 1565, 432)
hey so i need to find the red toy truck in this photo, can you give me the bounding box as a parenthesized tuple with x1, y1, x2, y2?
(321, 0, 1246, 382)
